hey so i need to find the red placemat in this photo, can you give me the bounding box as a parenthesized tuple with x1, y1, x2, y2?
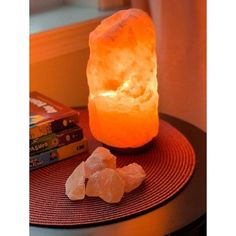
(30, 114, 195, 226)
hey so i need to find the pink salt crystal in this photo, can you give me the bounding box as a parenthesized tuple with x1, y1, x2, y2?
(86, 168, 125, 203)
(84, 171, 100, 197)
(65, 161, 86, 200)
(117, 163, 146, 193)
(84, 147, 116, 178)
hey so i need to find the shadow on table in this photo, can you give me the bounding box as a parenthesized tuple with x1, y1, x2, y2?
(167, 214, 206, 236)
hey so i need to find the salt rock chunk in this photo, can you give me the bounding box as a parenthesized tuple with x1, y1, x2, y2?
(65, 161, 86, 200)
(84, 147, 116, 178)
(86, 168, 125, 203)
(117, 163, 146, 193)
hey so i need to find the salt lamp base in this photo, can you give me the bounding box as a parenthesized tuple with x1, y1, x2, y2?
(102, 138, 155, 155)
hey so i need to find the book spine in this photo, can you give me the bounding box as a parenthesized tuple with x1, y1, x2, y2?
(30, 138, 88, 171)
(30, 113, 79, 139)
(30, 126, 84, 155)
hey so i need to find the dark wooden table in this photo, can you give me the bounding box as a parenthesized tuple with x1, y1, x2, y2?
(30, 111, 206, 236)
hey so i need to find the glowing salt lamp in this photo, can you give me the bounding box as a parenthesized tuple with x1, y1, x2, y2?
(87, 8, 159, 148)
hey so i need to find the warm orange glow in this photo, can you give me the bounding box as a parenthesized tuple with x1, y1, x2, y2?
(87, 8, 159, 148)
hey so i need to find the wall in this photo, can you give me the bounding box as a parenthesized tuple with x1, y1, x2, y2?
(30, 48, 89, 107)
(30, 17, 103, 107)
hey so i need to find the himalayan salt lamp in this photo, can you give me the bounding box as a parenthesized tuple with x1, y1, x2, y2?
(87, 9, 159, 148)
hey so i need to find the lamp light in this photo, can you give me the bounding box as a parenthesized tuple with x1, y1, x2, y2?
(87, 8, 159, 148)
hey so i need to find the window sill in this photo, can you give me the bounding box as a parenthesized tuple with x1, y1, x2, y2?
(30, 5, 116, 34)
(30, 6, 116, 64)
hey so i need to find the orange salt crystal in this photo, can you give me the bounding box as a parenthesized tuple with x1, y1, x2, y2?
(84, 147, 116, 178)
(86, 168, 125, 203)
(117, 163, 146, 193)
(87, 8, 159, 148)
(65, 161, 86, 200)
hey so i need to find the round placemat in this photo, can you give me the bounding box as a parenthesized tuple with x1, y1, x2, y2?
(30, 119, 195, 226)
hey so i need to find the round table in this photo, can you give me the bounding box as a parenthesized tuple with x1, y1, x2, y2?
(30, 109, 206, 236)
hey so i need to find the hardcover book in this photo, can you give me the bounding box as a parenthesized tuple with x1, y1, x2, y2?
(30, 92, 79, 139)
(30, 138, 88, 171)
(30, 125, 84, 155)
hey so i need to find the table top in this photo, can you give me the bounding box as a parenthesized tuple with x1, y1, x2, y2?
(30, 110, 206, 236)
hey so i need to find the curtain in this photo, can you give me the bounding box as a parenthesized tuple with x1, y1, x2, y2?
(131, 0, 206, 131)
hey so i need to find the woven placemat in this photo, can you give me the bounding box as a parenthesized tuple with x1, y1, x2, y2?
(30, 119, 195, 226)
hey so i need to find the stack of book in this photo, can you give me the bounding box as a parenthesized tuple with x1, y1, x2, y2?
(30, 92, 88, 171)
